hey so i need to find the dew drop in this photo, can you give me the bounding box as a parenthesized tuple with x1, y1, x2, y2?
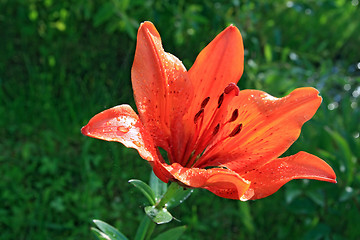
(133, 141, 142, 147)
(117, 126, 129, 133)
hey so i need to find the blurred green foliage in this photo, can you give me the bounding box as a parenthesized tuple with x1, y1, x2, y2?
(1, 0, 359, 239)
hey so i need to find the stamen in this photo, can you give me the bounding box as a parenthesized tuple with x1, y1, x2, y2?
(201, 97, 210, 109)
(187, 83, 241, 168)
(229, 109, 239, 122)
(212, 123, 220, 136)
(224, 83, 240, 95)
(229, 123, 243, 137)
(194, 109, 204, 124)
(217, 93, 224, 108)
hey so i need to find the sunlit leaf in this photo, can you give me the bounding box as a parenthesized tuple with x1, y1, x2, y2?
(144, 206, 173, 224)
(93, 220, 128, 240)
(264, 43, 272, 62)
(129, 179, 156, 205)
(91, 227, 111, 240)
(149, 171, 167, 201)
(166, 188, 193, 209)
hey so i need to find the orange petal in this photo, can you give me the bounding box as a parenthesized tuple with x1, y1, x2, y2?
(159, 163, 250, 200)
(185, 25, 244, 125)
(81, 105, 158, 162)
(131, 21, 193, 160)
(241, 152, 337, 201)
(198, 88, 322, 173)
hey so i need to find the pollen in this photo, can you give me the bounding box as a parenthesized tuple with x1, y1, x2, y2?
(213, 123, 220, 135)
(229, 109, 239, 122)
(201, 97, 210, 109)
(217, 93, 224, 108)
(229, 124, 243, 137)
(194, 109, 204, 124)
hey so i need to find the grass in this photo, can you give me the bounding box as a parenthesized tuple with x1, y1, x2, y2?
(1, 0, 359, 239)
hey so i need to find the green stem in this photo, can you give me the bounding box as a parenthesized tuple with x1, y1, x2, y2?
(156, 182, 180, 209)
(135, 215, 156, 240)
(144, 220, 156, 240)
(135, 182, 180, 239)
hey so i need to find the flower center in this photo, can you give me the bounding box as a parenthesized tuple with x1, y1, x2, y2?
(184, 83, 243, 168)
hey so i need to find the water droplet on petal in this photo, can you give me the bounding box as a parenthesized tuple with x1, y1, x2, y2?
(133, 141, 142, 147)
(117, 126, 129, 133)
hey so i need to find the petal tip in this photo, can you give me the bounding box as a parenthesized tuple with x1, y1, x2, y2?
(225, 24, 240, 33)
(81, 125, 89, 136)
(139, 21, 151, 28)
(138, 21, 158, 36)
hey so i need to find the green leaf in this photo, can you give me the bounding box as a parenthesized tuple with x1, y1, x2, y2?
(134, 215, 154, 240)
(166, 188, 193, 209)
(325, 127, 354, 184)
(91, 227, 111, 240)
(237, 202, 255, 233)
(149, 171, 167, 201)
(93, 220, 128, 240)
(129, 179, 156, 205)
(153, 226, 187, 240)
(144, 206, 173, 224)
(264, 43, 273, 63)
(93, 2, 114, 27)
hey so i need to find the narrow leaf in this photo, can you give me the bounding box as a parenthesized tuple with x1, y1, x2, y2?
(93, 2, 114, 27)
(237, 202, 255, 233)
(149, 170, 167, 201)
(144, 206, 173, 224)
(91, 227, 111, 240)
(166, 188, 193, 209)
(134, 215, 153, 240)
(264, 43, 272, 62)
(325, 127, 354, 184)
(153, 226, 187, 240)
(93, 220, 128, 240)
(129, 179, 156, 205)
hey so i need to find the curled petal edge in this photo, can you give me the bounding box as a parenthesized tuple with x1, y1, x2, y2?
(240, 151, 337, 201)
(153, 162, 251, 200)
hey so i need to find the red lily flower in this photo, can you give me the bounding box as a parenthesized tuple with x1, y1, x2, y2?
(81, 21, 336, 200)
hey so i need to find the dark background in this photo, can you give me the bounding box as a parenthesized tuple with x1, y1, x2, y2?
(1, 0, 359, 239)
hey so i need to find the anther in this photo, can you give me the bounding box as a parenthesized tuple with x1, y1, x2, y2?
(224, 83, 240, 95)
(194, 109, 204, 124)
(217, 93, 224, 108)
(229, 123, 243, 137)
(201, 97, 210, 109)
(212, 123, 220, 136)
(229, 109, 239, 122)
